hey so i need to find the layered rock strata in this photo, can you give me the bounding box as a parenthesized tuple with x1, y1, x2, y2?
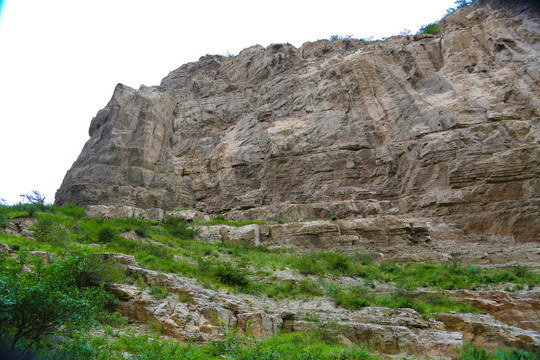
(99, 252, 539, 359)
(57, 0, 540, 244)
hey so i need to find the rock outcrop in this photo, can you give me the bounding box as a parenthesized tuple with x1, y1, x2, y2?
(96, 251, 538, 358)
(56, 0, 539, 245)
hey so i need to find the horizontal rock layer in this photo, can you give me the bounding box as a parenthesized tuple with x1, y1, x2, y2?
(56, 0, 540, 243)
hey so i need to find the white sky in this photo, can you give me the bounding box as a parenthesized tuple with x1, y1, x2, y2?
(0, 0, 456, 205)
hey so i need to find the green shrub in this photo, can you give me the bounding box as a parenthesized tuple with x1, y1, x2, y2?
(134, 222, 151, 237)
(150, 285, 169, 299)
(54, 203, 87, 219)
(74, 252, 122, 288)
(352, 252, 374, 266)
(213, 262, 251, 289)
(295, 254, 325, 275)
(97, 225, 117, 243)
(17, 190, 48, 216)
(0, 211, 8, 229)
(460, 345, 490, 360)
(419, 22, 440, 35)
(493, 348, 539, 360)
(30, 214, 56, 242)
(214, 214, 226, 221)
(164, 216, 195, 239)
(330, 215, 338, 221)
(0, 252, 113, 357)
(333, 286, 373, 309)
(322, 252, 353, 274)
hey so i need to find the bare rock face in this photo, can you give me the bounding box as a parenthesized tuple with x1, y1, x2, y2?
(56, 0, 540, 244)
(436, 312, 540, 352)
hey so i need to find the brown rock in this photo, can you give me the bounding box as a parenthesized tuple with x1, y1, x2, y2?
(453, 289, 540, 331)
(56, 0, 540, 245)
(237, 312, 283, 338)
(436, 312, 540, 352)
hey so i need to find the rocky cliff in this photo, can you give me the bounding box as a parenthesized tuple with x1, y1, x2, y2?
(56, 0, 540, 244)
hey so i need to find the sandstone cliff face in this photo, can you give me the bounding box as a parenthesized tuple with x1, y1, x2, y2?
(56, 0, 540, 243)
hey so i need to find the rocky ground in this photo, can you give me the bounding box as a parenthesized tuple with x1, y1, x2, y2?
(2, 211, 539, 359)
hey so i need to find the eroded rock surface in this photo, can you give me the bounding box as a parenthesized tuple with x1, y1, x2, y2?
(56, 0, 540, 245)
(100, 252, 538, 358)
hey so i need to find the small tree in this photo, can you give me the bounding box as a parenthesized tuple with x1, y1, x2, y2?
(418, 22, 440, 35)
(455, 0, 473, 8)
(0, 252, 113, 357)
(19, 190, 47, 216)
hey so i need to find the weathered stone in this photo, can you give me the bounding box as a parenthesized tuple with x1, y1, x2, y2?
(194, 224, 260, 245)
(97, 252, 138, 267)
(200, 306, 237, 327)
(171, 209, 210, 222)
(56, 0, 540, 245)
(237, 312, 283, 338)
(0, 243, 11, 253)
(436, 312, 540, 352)
(452, 290, 540, 332)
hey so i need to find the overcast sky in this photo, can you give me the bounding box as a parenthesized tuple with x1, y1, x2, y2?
(0, 0, 456, 205)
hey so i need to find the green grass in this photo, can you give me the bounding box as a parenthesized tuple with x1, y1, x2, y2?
(28, 327, 540, 360)
(332, 285, 480, 315)
(38, 329, 383, 360)
(1, 203, 538, 312)
(1, 202, 539, 360)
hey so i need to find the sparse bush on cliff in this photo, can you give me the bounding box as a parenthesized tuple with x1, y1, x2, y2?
(418, 22, 440, 35)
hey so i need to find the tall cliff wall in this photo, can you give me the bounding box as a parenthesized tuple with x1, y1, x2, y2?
(56, 0, 540, 243)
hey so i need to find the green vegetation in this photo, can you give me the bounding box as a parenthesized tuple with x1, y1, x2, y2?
(0, 196, 538, 359)
(418, 22, 440, 35)
(329, 34, 353, 40)
(417, 0, 474, 36)
(459, 345, 538, 360)
(332, 285, 479, 315)
(1, 200, 537, 303)
(0, 251, 114, 358)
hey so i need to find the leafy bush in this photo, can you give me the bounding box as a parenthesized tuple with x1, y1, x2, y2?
(0, 210, 8, 229)
(458, 344, 538, 360)
(30, 214, 56, 242)
(54, 203, 86, 219)
(419, 22, 440, 35)
(294, 254, 325, 275)
(293, 252, 352, 275)
(323, 252, 353, 274)
(164, 216, 195, 238)
(213, 262, 251, 288)
(0, 252, 113, 357)
(97, 225, 117, 243)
